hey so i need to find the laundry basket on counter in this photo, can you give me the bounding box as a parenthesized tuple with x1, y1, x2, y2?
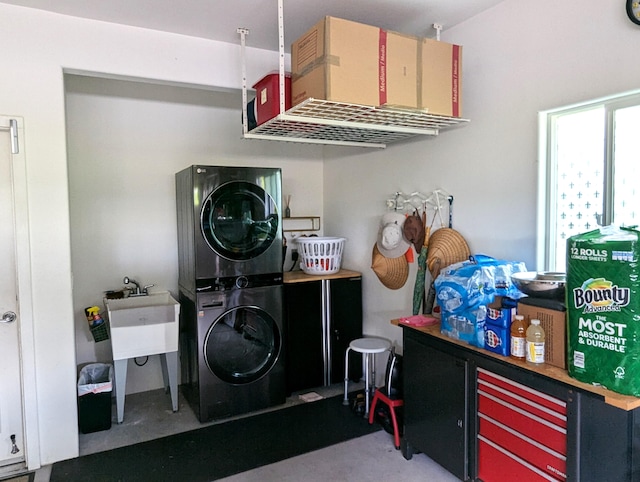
(296, 237, 345, 275)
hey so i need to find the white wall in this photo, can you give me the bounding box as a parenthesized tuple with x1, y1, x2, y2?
(0, 2, 314, 466)
(3, 0, 639, 468)
(322, 0, 640, 350)
(65, 75, 323, 394)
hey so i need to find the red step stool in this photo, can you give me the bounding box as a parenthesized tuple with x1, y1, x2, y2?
(368, 388, 404, 449)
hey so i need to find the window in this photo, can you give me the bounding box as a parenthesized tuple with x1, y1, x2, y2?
(539, 91, 640, 272)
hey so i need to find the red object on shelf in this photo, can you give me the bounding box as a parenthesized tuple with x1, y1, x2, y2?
(252, 72, 292, 126)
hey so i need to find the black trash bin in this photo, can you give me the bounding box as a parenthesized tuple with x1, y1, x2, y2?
(77, 363, 113, 434)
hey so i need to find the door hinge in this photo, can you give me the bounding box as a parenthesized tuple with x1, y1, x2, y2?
(10, 118, 19, 154)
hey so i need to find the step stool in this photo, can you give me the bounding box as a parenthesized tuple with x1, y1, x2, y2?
(342, 337, 391, 417)
(368, 388, 404, 449)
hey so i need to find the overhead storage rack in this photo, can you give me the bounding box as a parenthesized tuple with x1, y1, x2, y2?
(238, 1, 469, 149)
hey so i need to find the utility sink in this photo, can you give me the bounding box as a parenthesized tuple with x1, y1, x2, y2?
(105, 291, 180, 360)
(104, 290, 181, 423)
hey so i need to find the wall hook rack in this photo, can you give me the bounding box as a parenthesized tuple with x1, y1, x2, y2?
(386, 189, 453, 228)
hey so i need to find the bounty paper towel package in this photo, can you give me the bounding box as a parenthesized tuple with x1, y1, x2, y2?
(567, 226, 640, 396)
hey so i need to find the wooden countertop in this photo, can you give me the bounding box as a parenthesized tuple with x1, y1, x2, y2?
(284, 269, 362, 283)
(392, 318, 640, 411)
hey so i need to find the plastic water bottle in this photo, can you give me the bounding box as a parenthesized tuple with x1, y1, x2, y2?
(526, 319, 545, 365)
(510, 315, 527, 360)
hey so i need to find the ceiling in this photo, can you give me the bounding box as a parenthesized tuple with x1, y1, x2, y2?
(0, 0, 504, 52)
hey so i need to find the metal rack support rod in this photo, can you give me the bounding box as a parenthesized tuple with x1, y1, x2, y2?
(237, 27, 250, 136)
(278, 0, 285, 115)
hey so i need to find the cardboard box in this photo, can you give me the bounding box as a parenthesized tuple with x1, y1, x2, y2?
(420, 38, 463, 117)
(517, 298, 567, 369)
(291, 16, 419, 109)
(252, 72, 292, 126)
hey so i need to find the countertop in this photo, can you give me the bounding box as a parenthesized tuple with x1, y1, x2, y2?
(392, 318, 640, 411)
(283, 269, 362, 283)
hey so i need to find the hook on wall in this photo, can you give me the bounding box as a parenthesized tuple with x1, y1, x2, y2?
(385, 189, 454, 228)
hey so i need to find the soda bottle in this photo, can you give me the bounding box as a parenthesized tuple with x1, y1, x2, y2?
(526, 319, 545, 365)
(510, 315, 527, 360)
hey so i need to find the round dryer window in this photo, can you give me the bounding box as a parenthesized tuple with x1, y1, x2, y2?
(201, 180, 279, 260)
(203, 306, 281, 385)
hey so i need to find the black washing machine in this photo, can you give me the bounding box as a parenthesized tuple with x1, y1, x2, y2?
(180, 277, 285, 422)
(176, 165, 285, 421)
(175, 165, 283, 296)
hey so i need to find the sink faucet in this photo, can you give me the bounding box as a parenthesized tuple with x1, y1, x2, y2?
(123, 276, 154, 297)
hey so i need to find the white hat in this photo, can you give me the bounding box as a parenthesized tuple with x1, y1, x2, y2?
(376, 212, 410, 258)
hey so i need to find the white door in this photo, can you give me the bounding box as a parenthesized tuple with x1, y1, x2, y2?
(0, 118, 26, 472)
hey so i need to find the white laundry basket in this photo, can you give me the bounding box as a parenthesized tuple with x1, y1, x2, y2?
(296, 237, 346, 275)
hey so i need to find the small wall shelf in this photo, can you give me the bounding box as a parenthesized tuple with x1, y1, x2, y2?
(283, 216, 321, 232)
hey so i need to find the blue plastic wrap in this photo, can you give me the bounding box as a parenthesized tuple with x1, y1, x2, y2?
(435, 254, 527, 348)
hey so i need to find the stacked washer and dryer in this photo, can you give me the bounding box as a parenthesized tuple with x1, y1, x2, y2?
(175, 165, 286, 422)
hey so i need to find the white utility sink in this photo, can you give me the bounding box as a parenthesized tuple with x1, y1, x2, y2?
(104, 290, 181, 423)
(105, 291, 180, 360)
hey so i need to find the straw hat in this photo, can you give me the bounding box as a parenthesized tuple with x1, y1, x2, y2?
(427, 228, 470, 278)
(371, 244, 409, 290)
(376, 212, 411, 258)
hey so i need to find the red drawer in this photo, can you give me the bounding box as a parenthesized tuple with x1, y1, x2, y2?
(479, 414, 567, 480)
(478, 379, 567, 429)
(478, 390, 566, 455)
(478, 368, 567, 425)
(478, 435, 563, 482)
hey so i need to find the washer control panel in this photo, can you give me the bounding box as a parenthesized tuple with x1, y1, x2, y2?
(196, 272, 282, 293)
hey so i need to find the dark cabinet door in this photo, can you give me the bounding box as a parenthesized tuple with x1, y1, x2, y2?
(284, 276, 363, 394)
(403, 330, 469, 481)
(330, 277, 363, 384)
(284, 281, 324, 393)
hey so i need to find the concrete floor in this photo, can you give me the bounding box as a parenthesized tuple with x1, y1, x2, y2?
(34, 383, 460, 481)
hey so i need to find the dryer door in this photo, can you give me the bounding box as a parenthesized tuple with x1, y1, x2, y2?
(204, 305, 281, 385)
(201, 180, 279, 261)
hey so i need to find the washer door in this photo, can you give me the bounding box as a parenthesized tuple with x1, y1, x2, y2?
(204, 306, 281, 385)
(201, 180, 279, 261)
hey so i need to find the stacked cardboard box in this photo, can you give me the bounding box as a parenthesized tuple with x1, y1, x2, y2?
(420, 38, 462, 117)
(517, 298, 567, 370)
(291, 16, 462, 117)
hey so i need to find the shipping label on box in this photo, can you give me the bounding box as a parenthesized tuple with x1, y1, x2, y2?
(419, 38, 462, 117)
(291, 16, 419, 109)
(380, 30, 419, 109)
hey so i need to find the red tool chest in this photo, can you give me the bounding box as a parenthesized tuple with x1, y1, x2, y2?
(477, 368, 567, 481)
